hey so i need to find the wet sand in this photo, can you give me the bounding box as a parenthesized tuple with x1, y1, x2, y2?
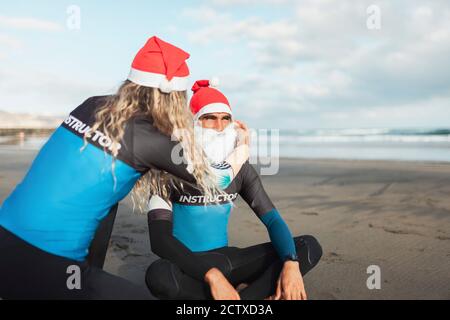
(1, 150, 449, 299)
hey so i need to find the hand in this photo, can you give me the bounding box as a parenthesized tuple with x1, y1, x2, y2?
(234, 120, 250, 146)
(225, 120, 250, 176)
(273, 261, 307, 300)
(205, 268, 241, 300)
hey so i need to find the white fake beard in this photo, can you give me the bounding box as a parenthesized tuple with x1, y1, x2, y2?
(194, 122, 238, 164)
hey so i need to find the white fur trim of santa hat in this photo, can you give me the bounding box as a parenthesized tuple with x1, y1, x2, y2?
(128, 68, 189, 92)
(194, 102, 232, 121)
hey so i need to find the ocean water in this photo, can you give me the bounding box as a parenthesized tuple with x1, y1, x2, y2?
(1, 127, 449, 163)
(253, 127, 450, 163)
(0, 134, 50, 152)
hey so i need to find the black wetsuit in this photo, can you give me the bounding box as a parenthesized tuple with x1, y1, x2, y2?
(146, 161, 323, 299)
(0, 95, 196, 299)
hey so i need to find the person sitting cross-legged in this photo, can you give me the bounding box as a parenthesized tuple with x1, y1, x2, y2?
(145, 80, 322, 300)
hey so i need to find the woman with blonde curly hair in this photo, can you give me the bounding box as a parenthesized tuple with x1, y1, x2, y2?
(0, 36, 237, 299)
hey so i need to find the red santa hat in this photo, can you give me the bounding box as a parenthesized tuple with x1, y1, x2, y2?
(190, 79, 232, 121)
(128, 36, 190, 93)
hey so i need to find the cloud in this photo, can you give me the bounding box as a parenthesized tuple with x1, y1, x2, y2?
(183, 1, 450, 128)
(0, 15, 63, 32)
(0, 15, 63, 60)
(0, 33, 24, 60)
(0, 12, 105, 114)
(0, 33, 23, 49)
(0, 66, 113, 115)
(320, 96, 450, 128)
(184, 8, 296, 47)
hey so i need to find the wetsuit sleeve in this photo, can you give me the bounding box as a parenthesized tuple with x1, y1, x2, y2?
(147, 196, 212, 281)
(238, 161, 297, 260)
(124, 117, 196, 184)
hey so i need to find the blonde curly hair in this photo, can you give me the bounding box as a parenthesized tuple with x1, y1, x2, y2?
(82, 80, 220, 212)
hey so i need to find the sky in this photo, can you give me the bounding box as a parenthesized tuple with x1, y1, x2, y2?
(0, 0, 449, 129)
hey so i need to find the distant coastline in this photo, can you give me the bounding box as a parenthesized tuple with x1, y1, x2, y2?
(0, 128, 56, 136)
(0, 110, 63, 133)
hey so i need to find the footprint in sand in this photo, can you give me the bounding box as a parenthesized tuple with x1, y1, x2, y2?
(111, 235, 134, 242)
(301, 211, 319, 216)
(381, 227, 423, 236)
(120, 223, 134, 229)
(122, 253, 147, 260)
(113, 243, 129, 251)
(316, 291, 338, 300)
(323, 252, 344, 263)
(426, 198, 439, 207)
(369, 183, 392, 197)
(110, 235, 134, 251)
(131, 228, 147, 234)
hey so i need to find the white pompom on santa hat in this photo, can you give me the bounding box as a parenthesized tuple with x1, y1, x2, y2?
(189, 79, 232, 121)
(127, 36, 190, 93)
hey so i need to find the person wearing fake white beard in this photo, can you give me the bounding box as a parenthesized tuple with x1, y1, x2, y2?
(194, 120, 238, 165)
(193, 113, 250, 189)
(145, 80, 320, 301)
(194, 115, 249, 167)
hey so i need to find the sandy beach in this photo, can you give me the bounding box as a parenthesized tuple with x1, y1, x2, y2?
(1, 150, 449, 299)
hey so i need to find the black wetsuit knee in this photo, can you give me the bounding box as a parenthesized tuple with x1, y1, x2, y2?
(294, 235, 322, 274)
(146, 259, 180, 299)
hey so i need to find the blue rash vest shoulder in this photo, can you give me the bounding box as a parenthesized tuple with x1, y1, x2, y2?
(0, 95, 195, 261)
